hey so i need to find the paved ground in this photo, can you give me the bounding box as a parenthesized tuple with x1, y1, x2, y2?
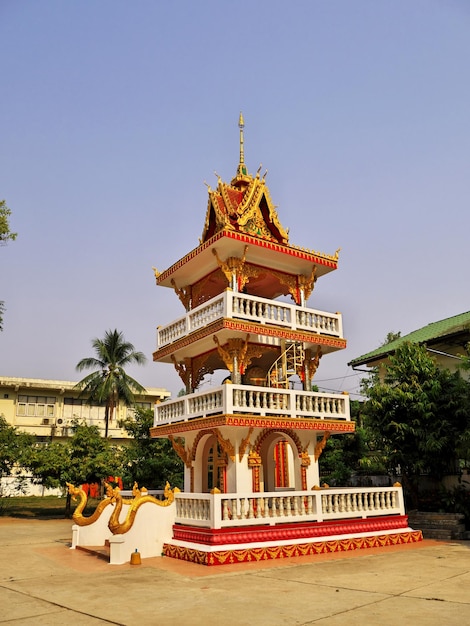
(0, 517, 469, 625)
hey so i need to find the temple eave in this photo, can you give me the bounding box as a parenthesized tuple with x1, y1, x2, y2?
(150, 414, 355, 437)
(156, 230, 339, 289)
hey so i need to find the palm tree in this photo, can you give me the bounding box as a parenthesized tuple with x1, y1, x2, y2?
(75, 329, 147, 437)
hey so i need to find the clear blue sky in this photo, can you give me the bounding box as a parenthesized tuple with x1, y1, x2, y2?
(1, 1, 469, 399)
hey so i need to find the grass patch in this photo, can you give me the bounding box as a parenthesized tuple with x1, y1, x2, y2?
(0, 495, 102, 519)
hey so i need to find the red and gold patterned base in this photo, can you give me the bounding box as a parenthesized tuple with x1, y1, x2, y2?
(172, 515, 411, 545)
(163, 529, 423, 566)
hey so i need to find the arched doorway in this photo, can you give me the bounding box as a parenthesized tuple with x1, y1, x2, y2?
(202, 435, 227, 493)
(257, 431, 298, 492)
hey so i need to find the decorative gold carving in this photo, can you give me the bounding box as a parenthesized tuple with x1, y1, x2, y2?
(314, 431, 331, 461)
(66, 482, 113, 526)
(213, 334, 249, 374)
(108, 482, 179, 535)
(212, 245, 248, 287)
(213, 428, 235, 462)
(238, 262, 261, 292)
(247, 449, 261, 468)
(171, 279, 191, 310)
(298, 266, 317, 302)
(267, 268, 299, 302)
(190, 272, 221, 309)
(305, 346, 323, 381)
(190, 353, 215, 390)
(238, 427, 254, 461)
(252, 428, 303, 457)
(169, 435, 192, 468)
(300, 449, 311, 468)
(67, 481, 179, 534)
(171, 355, 192, 390)
(152, 267, 160, 282)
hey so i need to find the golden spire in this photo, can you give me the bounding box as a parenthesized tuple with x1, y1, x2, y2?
(237, 112, 247, 177)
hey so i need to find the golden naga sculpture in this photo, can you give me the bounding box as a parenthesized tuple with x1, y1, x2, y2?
(108, 481, 180, 535)
(66, 481, 179, 534)
(66, 482, 115, 527)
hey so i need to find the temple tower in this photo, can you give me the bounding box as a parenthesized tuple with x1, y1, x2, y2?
(151, 115, 353, 496)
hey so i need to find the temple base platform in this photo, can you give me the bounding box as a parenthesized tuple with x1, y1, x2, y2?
(163, 516, 423, 566)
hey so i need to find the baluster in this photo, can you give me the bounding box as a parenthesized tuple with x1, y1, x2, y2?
(356, 493, 363, 512)
(255, 391, 261, 408)
(339, 493, 345, 513)
(222, 500, 229, 521)
(304, 495, 311, 515)
(248, 499, 255, 519)
(257, 497, 264, 519)
(293, 496, 300, 517)
(285, 496, 292, 517)
(350, 493, 356, 512)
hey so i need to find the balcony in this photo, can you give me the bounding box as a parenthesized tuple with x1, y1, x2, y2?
(154, 383, 350, 426)
(173, 486, 405, 529)
(157, 291, 343, 350)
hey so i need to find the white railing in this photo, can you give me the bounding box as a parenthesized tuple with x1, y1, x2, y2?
(174, 486, 405, 529)
(157, 291, 343, 349)
(154, 384, 350, 425)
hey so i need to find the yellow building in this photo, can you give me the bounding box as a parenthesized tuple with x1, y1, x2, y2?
(0, 376, 170, 444)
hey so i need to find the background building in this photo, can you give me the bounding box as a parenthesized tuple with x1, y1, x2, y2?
(0, 376, 170, 444)
(349, 311, 470, 377)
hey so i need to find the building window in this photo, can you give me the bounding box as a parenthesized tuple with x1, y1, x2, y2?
(17, 395, 56, 418)
(126, 402, 152, 417)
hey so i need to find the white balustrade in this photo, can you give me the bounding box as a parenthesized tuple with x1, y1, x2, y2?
(156, 292, 343, 349)
(173, 486, 405, 529)
(154, 384, 350, 425)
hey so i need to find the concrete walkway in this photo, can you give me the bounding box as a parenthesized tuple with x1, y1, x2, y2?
(0, 517, 469, 625)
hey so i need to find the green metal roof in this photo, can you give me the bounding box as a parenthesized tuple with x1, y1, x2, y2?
(349, 311, 470, 368)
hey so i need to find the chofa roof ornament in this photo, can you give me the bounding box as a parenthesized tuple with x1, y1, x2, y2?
(200, 114, 289, 245)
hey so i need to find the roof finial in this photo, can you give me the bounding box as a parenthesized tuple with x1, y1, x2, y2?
(237, 112, 247, 176)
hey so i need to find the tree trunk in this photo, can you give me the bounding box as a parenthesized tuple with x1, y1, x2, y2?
(65, 491, 72, 518)
(104, 405, 109, 438)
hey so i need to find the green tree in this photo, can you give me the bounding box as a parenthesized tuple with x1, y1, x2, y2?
(0, 417, 34, 495)
(28, 421, 122, 516)
(119, 407, 183, 489)
(0, 200, 17, 245)
(0, 199, 17, 331)
(362, 342, 470, 507)
(381, 331, 401, 345)
(76, 329, 147, 437)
